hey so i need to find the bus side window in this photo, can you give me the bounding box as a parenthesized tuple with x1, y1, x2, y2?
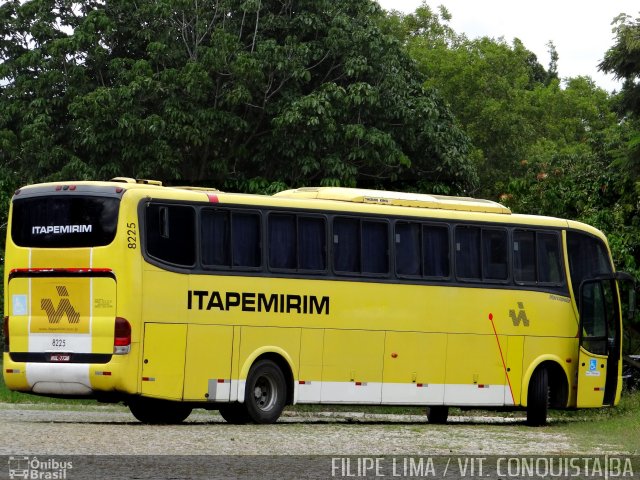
(269, 214, 296, 269)
(455, 226, 481, 280)
(537, 232, 562, 284)
(362, 221, 388, 274)
(423, 225, 449, 278)
(146, 204, 196, 267)
(298, 216, 326, 271)
(482, 229, 508, 281)
(396, 222, 421, 276)
(201, 209, 231, 267)
(513, 230, 563, 286)
(268, 214, 327, 272)
(513, 230, 536, 283)
(334, 217, 360, 273)
(232, 212, 261, 268)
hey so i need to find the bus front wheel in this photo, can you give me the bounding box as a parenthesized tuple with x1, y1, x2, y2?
(244, 359, 286, 424)
(128, 398, 192, 424)
(526, 367, 549, 427)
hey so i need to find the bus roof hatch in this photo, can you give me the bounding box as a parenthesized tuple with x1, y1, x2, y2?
(274, 187, 511, 215)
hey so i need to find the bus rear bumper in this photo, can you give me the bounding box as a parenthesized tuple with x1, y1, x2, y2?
(28, 362, 93, 395)
(2, 353, 126, 396)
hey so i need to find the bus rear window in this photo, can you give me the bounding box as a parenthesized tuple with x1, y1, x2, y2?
(11, 196, 120, 248)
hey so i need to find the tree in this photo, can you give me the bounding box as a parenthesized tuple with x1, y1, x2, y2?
(600, 13, 640, 115)
(504, 77, 640, 279)
(600, 13, 640, 181)
(383, 4, 557, 196)
(598, 12, 640, 280)
(384, 4, 640, 284)
(0, 0, 476, 194)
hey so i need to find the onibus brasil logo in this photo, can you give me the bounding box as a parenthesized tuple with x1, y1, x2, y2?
(8, 456, 73, 479)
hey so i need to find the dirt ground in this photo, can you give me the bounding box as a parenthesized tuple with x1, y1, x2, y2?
(0, 404, 616, 456)
(2, 405, 635, 479)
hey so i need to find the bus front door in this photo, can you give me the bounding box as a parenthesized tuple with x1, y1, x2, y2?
(576, 278, 621, 407)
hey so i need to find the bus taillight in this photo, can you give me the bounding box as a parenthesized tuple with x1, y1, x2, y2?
(114, 317, 131, 355)
(2, 317, 8, 352)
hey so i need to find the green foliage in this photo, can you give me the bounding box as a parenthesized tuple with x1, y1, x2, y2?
(500, 76, 640, 278)
(383, 4, 559, 197)
(384, 6, 640, 354)
(385, 5, 640, 275)
(505, 148, 640, 274)
(0, 166, 20, 326)
(600, 13, 640, 116)
(0, 1, 477, 357)
(0, 0, 476, 194)
(2, 2, 640, 359)
(600, 13, 640, 237)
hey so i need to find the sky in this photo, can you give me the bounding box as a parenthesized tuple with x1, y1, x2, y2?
(376, 0, 638, 92)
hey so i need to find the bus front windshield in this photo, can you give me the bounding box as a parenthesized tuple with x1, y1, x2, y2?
(567, 231, 613, 301)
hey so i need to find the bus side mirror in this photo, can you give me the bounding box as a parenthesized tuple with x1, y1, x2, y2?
(630, 288, 637, 322)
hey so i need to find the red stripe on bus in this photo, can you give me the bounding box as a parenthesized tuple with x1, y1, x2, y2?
(10, 268, 113, 274)
(489, 313, 515, 403)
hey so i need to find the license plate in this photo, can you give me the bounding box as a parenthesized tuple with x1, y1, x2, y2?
(49, 354, 71, 362)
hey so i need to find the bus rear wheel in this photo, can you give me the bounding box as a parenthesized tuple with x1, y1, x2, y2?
(244, 359, 286, 424)
(426, 406, 449, 424)
(128, 398, 192, 424)
(526, 367, 549, 426)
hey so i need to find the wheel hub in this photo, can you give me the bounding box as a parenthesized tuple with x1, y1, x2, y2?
(253, 377, 275, 410)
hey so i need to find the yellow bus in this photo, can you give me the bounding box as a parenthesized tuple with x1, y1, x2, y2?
(2, 179, 634, 426)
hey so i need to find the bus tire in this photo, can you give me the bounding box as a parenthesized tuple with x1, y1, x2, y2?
(128, 398, 192, 424)
(426, 406, 449, 424)
(218, 404, 250, 424)
(526, 367, 549, 427)
(244, 359, 286, 424)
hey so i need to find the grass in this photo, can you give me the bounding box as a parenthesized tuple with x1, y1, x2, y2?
(557, 391, 640, 454)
